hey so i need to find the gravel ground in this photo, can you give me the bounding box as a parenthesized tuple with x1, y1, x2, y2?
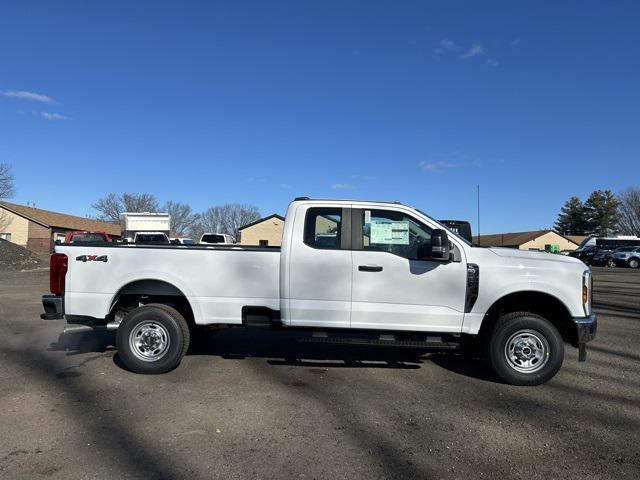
(0, 267, 638, 479)
(0, 239, 46, 271)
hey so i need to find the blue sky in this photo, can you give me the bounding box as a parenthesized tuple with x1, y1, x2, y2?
(1, 1, 639, 233)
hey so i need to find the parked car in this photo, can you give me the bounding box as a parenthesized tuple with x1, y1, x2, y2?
(199, 233, 235, 245)
(591, 249, 616, 267)
(568, 245, 598, 265)
(171, 237, 195, 245)
(612, 246, 640, 269)
(41, 197, 597, 386)
(438, 219, 472, 243)
(62, 230, 112, 244)
(133, 232, 170, 245)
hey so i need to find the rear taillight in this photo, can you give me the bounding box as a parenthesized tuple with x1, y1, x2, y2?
(50, 253, 68, 295)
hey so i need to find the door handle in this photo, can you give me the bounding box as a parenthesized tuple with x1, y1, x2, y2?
(358, 265, 383, 272)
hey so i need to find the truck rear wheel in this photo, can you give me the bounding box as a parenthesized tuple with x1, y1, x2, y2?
(487, 312, 564, 386)
(116, 304, 190, 374)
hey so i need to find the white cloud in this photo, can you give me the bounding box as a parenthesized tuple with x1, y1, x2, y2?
(331, 183, 357, 190)
(3, 90, 55, 104)
(486, 58, 499, 67)
(460, 43, 484, 59)
(418, 161, 463, 172)
(41, 112, 68, 121)
(434, 38, 460, 55)
(440, 39, 459, 51)
(436, 39, 491, 63)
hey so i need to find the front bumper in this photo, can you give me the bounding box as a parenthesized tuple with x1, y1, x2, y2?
(574, 313, 597, 361)
(41, 294, 64, 320)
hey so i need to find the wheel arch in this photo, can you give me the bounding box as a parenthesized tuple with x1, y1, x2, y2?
(479, 290, 576, 345)
(109, 278, 197, 327)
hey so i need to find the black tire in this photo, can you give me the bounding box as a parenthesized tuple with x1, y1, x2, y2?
(116, 303, 190, 374)
(487, 312, 564, 386)
(628, 257, 640, 269)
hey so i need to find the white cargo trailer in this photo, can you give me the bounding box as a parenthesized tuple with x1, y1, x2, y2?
(120, 212, 171, 241)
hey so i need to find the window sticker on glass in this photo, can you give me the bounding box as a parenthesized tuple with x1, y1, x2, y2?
(364, 210, 371, 224)
(370, 221, 410, 245)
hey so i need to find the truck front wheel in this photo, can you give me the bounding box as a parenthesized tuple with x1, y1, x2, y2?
(116, 304, 190, 374)
(487, 312, 564, 386)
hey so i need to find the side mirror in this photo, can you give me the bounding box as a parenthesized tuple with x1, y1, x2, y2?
(430, 229, 450, 261)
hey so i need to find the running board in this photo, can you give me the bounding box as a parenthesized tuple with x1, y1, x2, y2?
(296, 332, 461, 350)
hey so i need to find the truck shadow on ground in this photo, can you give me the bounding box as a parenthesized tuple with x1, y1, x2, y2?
(49, 328, 500, 382)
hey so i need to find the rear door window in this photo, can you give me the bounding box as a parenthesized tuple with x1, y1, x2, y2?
(304, 208, 342, 249)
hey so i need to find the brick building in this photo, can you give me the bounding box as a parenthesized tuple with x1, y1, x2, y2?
(0, 202, 120, 254)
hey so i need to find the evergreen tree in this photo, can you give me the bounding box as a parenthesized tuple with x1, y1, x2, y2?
(554, 196, 588, 235)
(584, 190, 620, 236)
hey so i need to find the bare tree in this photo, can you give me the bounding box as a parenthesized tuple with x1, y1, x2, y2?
(0, 163, 15, 231)
(220, 203, 261, 238)
(193, 206, 225, 239)
(0, 163, 14, 200)
(618, 187, 640, 235)
(93, 193, 159, 222)
(190, 203, 261, 240)
(164, 201, 199, 236)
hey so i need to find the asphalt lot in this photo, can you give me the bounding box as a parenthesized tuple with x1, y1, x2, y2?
(0, 268, 639, 479)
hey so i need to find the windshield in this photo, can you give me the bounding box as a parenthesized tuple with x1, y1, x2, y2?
(135, 234, 168, 244)
(71, 233, 106, 242)
(201, 234, 226, 243)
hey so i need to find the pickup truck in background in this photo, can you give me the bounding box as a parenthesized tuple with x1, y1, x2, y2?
(132, 232, 171, 245)
(199, 233, 235, 245)
(41, 198, 597, 386)
(61, 230, 112, 244)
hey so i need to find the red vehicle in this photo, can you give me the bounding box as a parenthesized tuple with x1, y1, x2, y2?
(63, 230, 112, 243)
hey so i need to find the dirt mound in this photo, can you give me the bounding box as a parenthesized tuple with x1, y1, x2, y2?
(0, 238, 46, 271)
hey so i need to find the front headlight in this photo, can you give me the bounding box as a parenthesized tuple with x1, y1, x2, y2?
(582, 270, 592, 315)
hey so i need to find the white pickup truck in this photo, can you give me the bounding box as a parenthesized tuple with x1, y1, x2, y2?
(41, 198, 596, 385)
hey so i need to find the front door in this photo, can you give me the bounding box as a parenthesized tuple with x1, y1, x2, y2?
(351, 208, 467, 332)
(287, 206, 352, 328)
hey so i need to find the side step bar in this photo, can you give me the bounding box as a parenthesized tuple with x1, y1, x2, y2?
(296, 332, 461, 350)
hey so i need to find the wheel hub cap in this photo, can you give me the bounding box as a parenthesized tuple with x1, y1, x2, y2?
(129, 321, 170, 362)
(505, 330, 550, 373)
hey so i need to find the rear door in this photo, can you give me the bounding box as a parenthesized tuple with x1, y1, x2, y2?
(350, 207, 467, 332)
(286, 205, 352, 328)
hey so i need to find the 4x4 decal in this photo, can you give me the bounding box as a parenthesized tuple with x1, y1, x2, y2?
(76, 255, 108, 263)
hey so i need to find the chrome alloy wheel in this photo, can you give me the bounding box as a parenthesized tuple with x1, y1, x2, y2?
(129, 321, 171, 362)
(504, 330, 550, 373)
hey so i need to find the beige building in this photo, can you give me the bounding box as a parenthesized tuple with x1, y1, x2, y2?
(474, 230, 580, 252)
(238, 214, 285, 246)
(0, 202, 121, 254)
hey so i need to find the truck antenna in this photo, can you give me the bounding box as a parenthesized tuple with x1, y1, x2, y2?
(477, 184, 481, 246)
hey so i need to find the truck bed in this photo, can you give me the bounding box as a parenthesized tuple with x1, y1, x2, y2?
(57, 243, 281, 325)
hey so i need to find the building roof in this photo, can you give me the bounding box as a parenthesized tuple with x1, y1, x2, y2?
(474, 230, 578, 247)
(0, 201, 121, 236)
(566, 235, 587, 246)
(238, 213, 285, 231)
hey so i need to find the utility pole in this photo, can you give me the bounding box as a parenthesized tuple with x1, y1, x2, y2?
(477, 184, 481, 246)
